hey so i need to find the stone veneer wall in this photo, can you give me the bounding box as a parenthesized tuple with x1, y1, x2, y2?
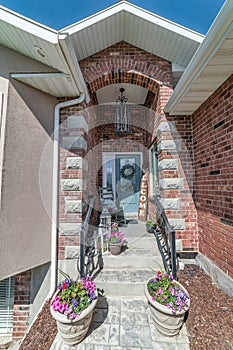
(147, 113, 199, 251)
(58, 101, 90, 260)
(192, 74, 233, 278)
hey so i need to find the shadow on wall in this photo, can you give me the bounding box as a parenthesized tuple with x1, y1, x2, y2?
(11, 79, 56, 136)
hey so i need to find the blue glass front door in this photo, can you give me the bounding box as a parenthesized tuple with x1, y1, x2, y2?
(115, 154, 141, 213)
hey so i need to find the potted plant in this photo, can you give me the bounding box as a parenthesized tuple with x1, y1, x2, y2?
(108, 222, 125, 255)
(50, 271, 98, 345)
(146, 218, 157, 233)
(145, 270, 190, 337)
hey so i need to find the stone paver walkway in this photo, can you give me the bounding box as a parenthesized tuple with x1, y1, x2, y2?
(50, 296, 189, 350)
(50, 221, 190, 350)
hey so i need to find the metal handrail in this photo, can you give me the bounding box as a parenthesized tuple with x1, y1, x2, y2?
(153, 195, 177, 280)
(80, 196, 97, 277)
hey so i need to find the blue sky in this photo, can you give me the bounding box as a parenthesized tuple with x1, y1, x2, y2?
(0, 0, 226, 34)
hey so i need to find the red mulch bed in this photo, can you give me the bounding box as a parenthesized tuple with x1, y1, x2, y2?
(178, 265, 233, 350)
(18, 265, 233, 350)
(18, 300, 57, 350)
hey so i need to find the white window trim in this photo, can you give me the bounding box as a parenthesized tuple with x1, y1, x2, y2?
(149, 143, 159, 196)
(0, 277, 15, 335)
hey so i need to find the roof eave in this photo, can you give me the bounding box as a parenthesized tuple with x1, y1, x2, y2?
(0, 5, 58, 43)
(165, 0, 233, 116)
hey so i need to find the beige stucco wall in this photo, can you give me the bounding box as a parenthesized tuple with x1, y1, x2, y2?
(0, 76, 9, 205)
(0, 46, 57, 279)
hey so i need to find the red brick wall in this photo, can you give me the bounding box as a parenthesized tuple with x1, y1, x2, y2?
(80, 41, 172, 94)
(12, 271, 31, 340)
(192, 74, 233, 277)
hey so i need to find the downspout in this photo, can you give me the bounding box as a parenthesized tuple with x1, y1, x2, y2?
(49, 93, 85, 297)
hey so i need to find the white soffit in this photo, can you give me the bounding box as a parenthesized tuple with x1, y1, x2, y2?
(165, 0, 233, 115)
(62, 1, 203, 68)
(0, 6, 69, 74)
(10, 72, 79, 97)
(0, 6, 84, 97)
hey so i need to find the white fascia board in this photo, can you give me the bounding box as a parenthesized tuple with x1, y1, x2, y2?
(0, 5, 58, 43)
(122, 3, 204, 42)
(60, 2, 127, 34)
(165, 0, 233, 115)
(61, 1, 204, 43)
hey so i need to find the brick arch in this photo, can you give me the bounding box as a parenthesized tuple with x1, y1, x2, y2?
(87, 70, 160, 96)
(79, 41, 172, 98)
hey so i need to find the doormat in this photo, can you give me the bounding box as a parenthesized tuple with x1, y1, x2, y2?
(127, 219, 138, 224)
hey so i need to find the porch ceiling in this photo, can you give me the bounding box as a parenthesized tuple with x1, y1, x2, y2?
(96, 83, 148, 105)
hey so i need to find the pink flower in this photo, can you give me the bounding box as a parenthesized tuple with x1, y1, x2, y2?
(69, 313, 77, 320)
(58, 304, 66, 313)
(52, 300, 61, 311)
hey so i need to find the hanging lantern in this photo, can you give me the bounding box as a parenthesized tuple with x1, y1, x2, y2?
(115, 87, 130, 135)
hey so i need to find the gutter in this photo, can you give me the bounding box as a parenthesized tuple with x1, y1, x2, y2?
(164, 0, 233, 115)
(49, 93, 85, 297)
(58, 33, 90, 104)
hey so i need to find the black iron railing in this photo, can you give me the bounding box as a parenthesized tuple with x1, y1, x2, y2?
(153, 195, 177, 280)
(79, 196, 97, 277)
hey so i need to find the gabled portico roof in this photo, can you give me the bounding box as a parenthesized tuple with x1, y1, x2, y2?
(0, 1, 203, 99)
(61, 1, 203, 68)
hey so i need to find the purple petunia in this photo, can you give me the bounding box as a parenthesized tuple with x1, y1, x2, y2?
(91, 293, 97, 300)
(72, 299, 78, 307)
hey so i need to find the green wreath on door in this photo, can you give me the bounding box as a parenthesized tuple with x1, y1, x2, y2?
(120, 164, 136, 180)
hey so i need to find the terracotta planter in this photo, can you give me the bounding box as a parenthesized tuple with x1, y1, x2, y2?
(109, 241, 123, 255)
(50, 290, 98, 345)
(145, 279, 190, 337)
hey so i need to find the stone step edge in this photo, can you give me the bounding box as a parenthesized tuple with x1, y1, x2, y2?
(97, 268, 159, 273)
(95, 295, 147, 301)
(102, 253, 162, 258)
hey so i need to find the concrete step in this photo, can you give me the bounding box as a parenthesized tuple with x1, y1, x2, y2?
(95, 268, 158, 297)
(126, 234, 158, 249)
(102, 247, 163, 270)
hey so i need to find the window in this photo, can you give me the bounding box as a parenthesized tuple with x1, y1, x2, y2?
(150, 142, 159, 194)
(0, 277, 15, 335)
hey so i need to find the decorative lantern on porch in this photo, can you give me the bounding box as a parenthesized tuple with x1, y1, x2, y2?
(99, 207, 112, 232)
(115, 87, 130, 135)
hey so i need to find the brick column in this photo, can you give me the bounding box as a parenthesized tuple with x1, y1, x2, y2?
(12, 270, 31, 341)
(58, 112, 88, 260)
